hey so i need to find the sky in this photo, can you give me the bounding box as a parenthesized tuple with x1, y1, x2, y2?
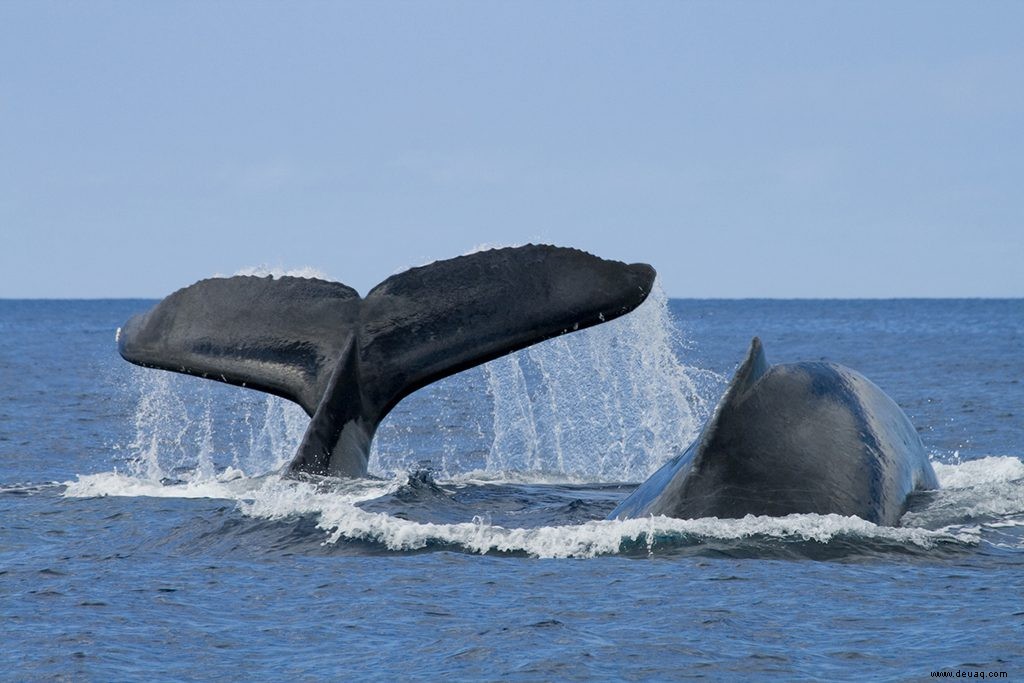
(2, 2, 1022, 298)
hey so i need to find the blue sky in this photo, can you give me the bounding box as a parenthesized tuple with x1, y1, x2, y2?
(2, 2, 1021, 298)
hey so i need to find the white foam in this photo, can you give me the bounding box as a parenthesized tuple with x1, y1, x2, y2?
(271, 488, 978, 558)
(64, 468, 255, 500)
(933, 455, 1024, 488)
(65, 470, 980, 557)
(443, 470, 622, 486)
(63, 462, 1005, 557)
(903, 456, 1024, 528)
(226, 473, 978, 557)
(227, 265, 332, 280)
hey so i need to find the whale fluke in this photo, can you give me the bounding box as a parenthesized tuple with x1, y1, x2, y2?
(118, 245, 656, 477)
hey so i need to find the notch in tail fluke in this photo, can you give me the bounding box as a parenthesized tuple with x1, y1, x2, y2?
(118, 245, 656, 477)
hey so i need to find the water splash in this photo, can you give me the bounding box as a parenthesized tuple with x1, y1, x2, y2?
(226, 265, 332, 280)
(371, 283, 720, 481)
(903, 456, 1024, 529)
(122, 367, 306, 482)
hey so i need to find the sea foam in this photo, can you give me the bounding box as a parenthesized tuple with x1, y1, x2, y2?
(63, 466, 1008, 558)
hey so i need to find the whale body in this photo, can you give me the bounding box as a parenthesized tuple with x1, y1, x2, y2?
(118, 245, 655, 478)
(609, 337, 939, 526)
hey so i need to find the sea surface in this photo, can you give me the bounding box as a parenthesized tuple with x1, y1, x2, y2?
(1, 293, 1022, 680)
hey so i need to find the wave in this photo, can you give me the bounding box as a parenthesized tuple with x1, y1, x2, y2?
(64, 468, 260, 500)
(933, 455, 1024, 488)
(255, 478, 980, 558)
(902, 455, 1024, 529)
(63, 454, 1024, 559)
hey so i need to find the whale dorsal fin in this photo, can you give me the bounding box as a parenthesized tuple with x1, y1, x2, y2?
(690, 337, 771, 455)
(726, 336, 770, 403)
(714, 336, 771, 418)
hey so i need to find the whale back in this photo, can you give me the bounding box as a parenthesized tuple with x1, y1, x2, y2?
(610, 338, 938, 525)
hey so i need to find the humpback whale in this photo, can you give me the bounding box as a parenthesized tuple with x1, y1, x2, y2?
(118, 245, 656, 478)
(609, 337, 939, 526)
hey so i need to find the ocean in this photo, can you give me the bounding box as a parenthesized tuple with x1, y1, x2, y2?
(1, 293, 1021, 680)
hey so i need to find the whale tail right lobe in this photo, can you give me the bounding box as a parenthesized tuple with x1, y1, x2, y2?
(118, 245, 656, 477)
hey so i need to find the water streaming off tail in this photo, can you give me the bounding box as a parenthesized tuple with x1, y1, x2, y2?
(371, 284, 720, 481)
(123, 367, 307, 481)
(122, 281, 719, 483)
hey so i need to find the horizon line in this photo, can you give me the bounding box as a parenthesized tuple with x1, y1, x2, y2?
(2, 295, 1022, 302)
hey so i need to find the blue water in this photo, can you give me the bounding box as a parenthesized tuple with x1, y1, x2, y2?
(2, 296, 1022, 680)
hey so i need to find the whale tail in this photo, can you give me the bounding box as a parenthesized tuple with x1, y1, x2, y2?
(118, 245, 656, 477)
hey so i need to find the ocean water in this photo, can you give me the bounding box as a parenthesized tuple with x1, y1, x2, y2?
(1, 294, 1022, 680)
